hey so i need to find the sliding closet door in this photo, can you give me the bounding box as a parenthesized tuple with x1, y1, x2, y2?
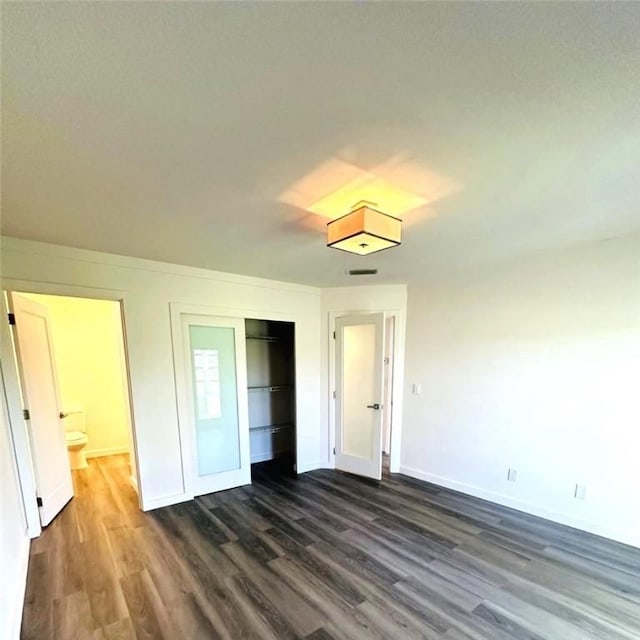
(180, 314, 251, 495)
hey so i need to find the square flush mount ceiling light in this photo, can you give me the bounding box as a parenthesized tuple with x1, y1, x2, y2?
(327, 203, 402, 256)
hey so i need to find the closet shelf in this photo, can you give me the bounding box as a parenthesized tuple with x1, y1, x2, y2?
(248, 384, 292, 392)
(249, 423, 293, 433)
(246, 318, 295, 468)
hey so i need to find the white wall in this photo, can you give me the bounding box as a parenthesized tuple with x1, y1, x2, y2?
(321, 284, 407, 472)
(0, 366, 30, 640)
(1, 238, 323, 510)
(402, 235, 640, 547)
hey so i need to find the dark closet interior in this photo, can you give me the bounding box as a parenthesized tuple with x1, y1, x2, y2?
(245, 319, 296, 474)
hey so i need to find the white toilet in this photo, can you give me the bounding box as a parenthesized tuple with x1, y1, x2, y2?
(62, 409, 89, 470)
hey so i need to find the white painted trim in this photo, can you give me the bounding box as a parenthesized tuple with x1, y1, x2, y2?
(116, 298, 138, 496)
(399, 465, 640, 549)
(85, 446, 129, 459)
(129, 475, 138, 493)
(1, 237, 319, 296)
(169, 305, 195, 500)
(2, 278, 130, 303)
(5, 536, 30, 640)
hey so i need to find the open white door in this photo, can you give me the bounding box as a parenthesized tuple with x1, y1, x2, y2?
(8, 293, 73, 526)
(178, 314, 251, 496)
(335, 313, 385, 480)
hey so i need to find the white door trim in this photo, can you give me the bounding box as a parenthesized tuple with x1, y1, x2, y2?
(328, 307, 406, 474)
(1, 280, 143, 537)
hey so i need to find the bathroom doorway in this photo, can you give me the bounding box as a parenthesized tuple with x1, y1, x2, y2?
(6, 291, 138, 527)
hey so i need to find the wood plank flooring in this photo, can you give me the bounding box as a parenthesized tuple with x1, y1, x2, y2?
(21, 454, 640, 639)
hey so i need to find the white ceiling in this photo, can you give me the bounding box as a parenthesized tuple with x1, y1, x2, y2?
(2, 2, 639, 286)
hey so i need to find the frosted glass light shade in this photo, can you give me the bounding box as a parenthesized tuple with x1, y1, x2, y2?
(327, 205, 401, 256)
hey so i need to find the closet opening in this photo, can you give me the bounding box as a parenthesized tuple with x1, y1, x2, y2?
(245, 319, 296, 479)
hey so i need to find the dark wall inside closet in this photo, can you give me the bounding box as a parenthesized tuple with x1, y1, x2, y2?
(245, 319, 296, 471)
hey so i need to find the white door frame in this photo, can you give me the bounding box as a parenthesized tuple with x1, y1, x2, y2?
(1, 279, 142, 538)
(169, 303, 302, 498)
(328, 307, 405, 474)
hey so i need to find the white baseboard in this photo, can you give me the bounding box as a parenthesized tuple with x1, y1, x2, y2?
(4, 535, 30, 640)
(85, 446, 129, 459)
(399, 465, 640, 549)
(129, 475, 138, 493)
(141, 461, 326, 509)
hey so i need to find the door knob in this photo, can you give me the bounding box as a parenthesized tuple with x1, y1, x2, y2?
(366, 403, 381, 410)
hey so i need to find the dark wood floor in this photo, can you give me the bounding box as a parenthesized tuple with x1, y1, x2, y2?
(21, 455, 640, 640)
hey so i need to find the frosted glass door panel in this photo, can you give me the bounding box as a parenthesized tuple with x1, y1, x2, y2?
(189, 325, 240, 475)
(343, 324, 377, 458)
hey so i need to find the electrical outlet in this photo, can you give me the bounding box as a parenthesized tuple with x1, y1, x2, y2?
(574, 484, 586, 500)
(507, 468, 518, 482)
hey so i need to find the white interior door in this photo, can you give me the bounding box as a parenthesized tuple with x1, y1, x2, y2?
(8, 293, 73, 526)
(180, 314, 251, 496)
(335, 313, 385, 480)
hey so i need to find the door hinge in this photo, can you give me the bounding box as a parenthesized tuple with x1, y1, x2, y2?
(333, 447, 336, 455)
(8, 313, 16, 325)
(333, 331, 336, 339)
(332, 390, 336, 399)
(23, 409, 31, 421)
(36, 496, 43, 507)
